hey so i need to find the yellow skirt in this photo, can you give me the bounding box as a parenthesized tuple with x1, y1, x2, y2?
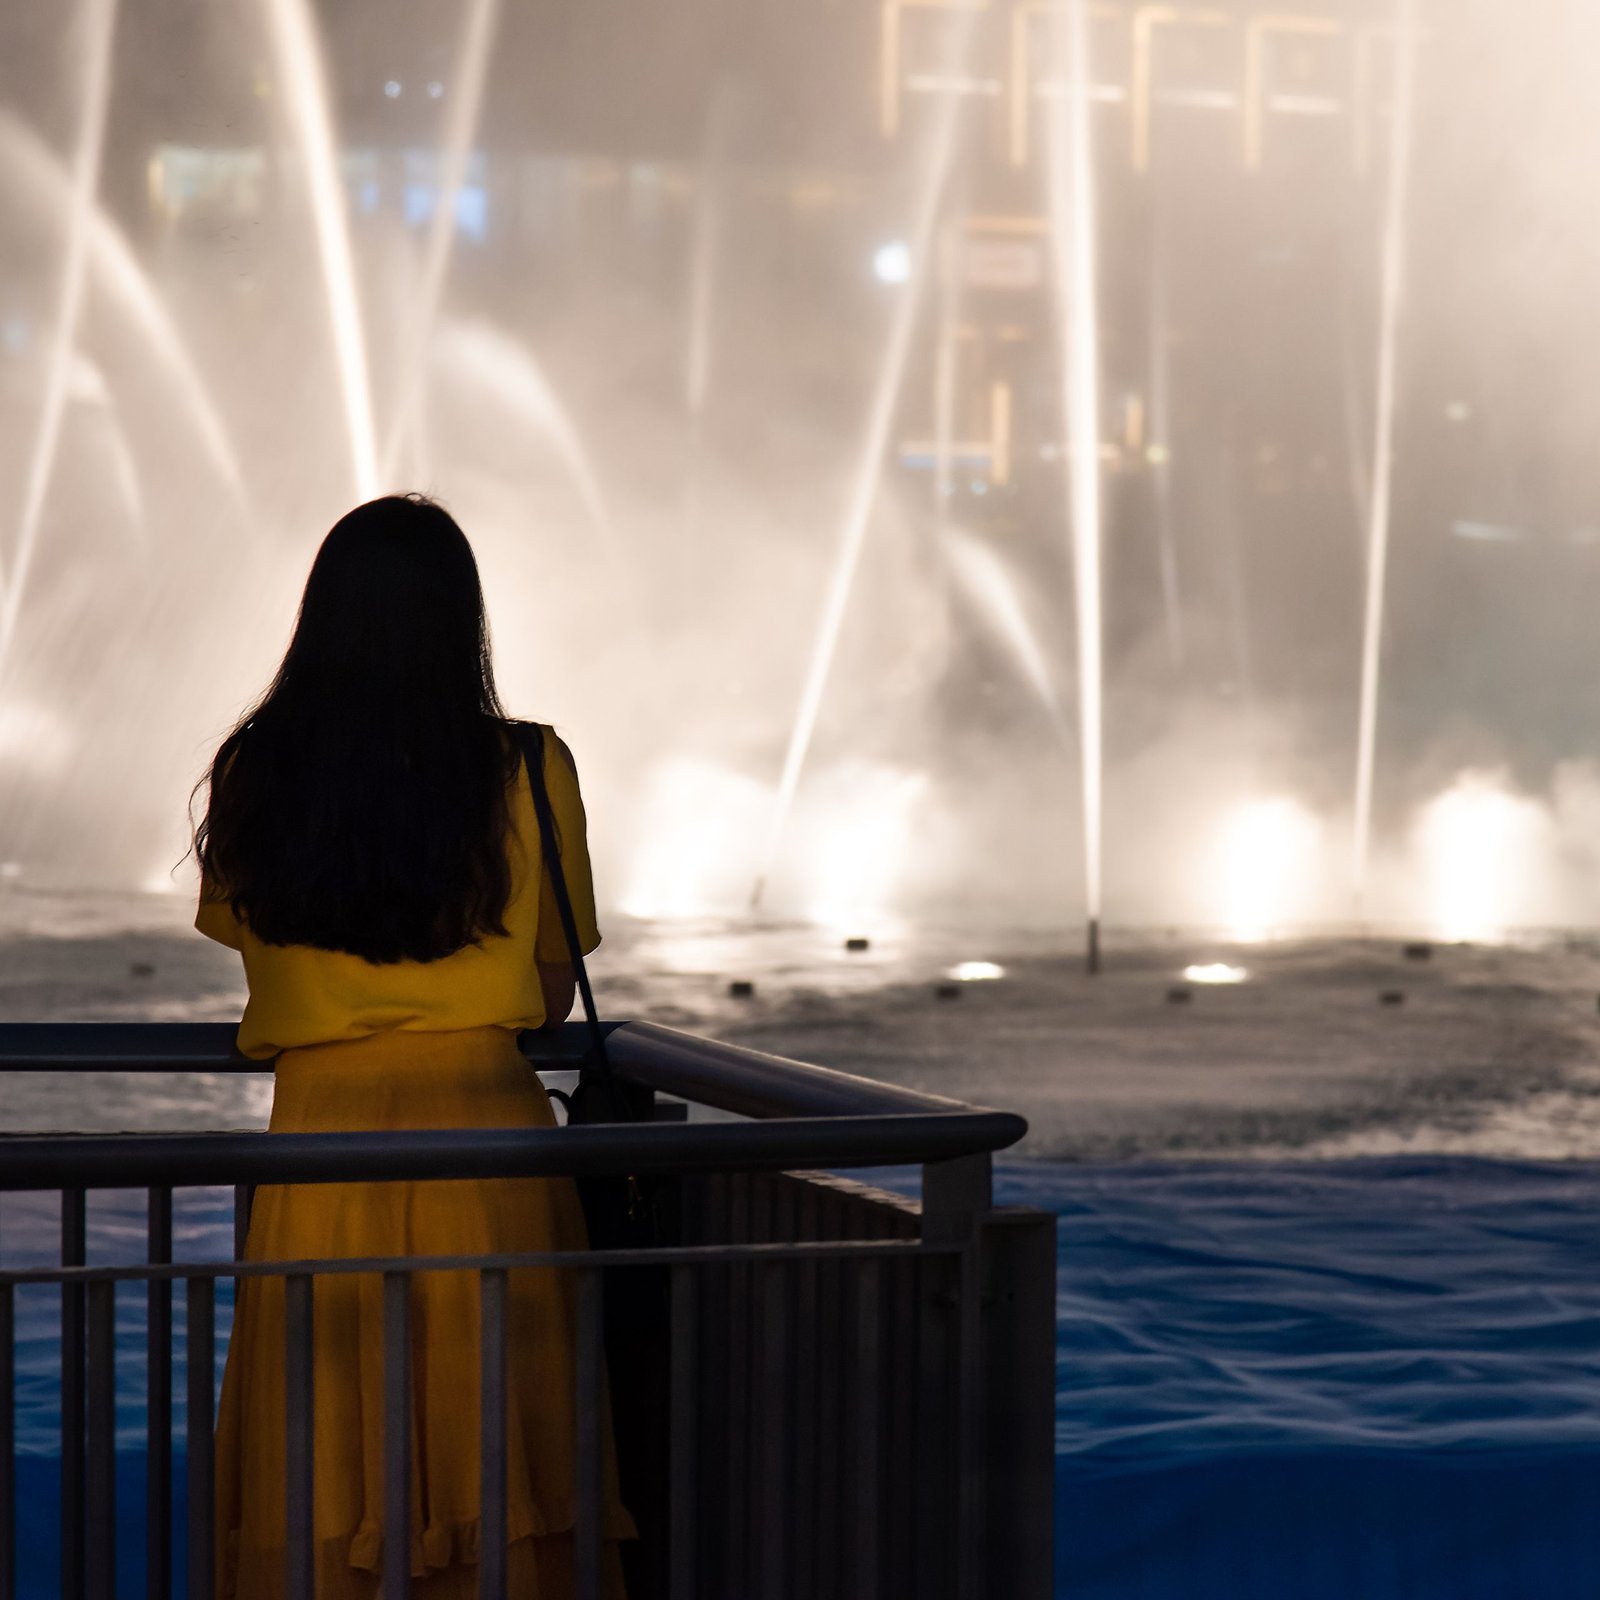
(215, 1027, 635, 1599)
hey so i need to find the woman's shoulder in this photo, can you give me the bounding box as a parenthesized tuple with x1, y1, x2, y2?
(500, 719, 579, 776)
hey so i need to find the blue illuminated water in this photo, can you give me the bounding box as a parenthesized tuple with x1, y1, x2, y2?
(9, 1161, 1600, 1596)
(9, 907, 1600, 1593)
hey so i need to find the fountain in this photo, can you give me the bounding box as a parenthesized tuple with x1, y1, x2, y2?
(0, 0, 1595, 943)
(1351, 0, 1421, 922)
(0, 0, 118, 665)
(379, 0, 502, 485)
(748, 8, 979, 912)
(1048, 0, 1107, 972)
(261, 0, 379, 501)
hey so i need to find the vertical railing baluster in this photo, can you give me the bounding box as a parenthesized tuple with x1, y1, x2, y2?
(232, 1187, 253, 1264)
(61, 1187, 86, 1600)
(574, 1265, 603, 1600)
(701, 1175, 730, 1596)
(816, 1189, 845, 1600)
(852, 1260, 882, 1600)
(726, 1175, 751, 1592)
(793, 1186, 821, 1600)
(1, 1281, 15, 1600)
(952, 1248, 983, 1600)
(759, 1262, 789, 1600)
(886, 1232, 918, 1600)
(86, 1279, 116, 1600)
(668, 1265, 697, 1600)
(185, 1277, 215, 1600)
(478, 1269, 507, 1600)
(148, 1187, 174, 1600)
(382, 1272, 411, 1600)
(284, 1274, 315, 1600)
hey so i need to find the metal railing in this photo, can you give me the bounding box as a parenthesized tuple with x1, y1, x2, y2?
(0, 1021, 1055, 1600)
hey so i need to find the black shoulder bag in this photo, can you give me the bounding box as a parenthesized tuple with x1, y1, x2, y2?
(516, 721, 663, 1249)
(517, 723, 674, 1594)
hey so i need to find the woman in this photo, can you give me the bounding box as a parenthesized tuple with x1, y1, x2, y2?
(195, 494, 633, 1598)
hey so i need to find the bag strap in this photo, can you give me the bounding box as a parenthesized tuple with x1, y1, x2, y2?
(517, 723, 610, 1069)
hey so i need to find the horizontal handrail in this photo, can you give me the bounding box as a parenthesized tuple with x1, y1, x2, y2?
(0, 1236, 938, 1286)
(0, 1112, 1024, 1192)
(0, 1019, 981, 1118)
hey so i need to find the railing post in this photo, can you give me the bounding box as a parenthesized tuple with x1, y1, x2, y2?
(382, 1272, 412, 1600)
(284, 1274, 315, 1600)
(921, 1153, 990, 1600)
(668, 1265, 697, 1600)
(85, 1280, 116, 1600)
(185, 1278, 215, 1600)
(0, 1281, 13, 1600)
(60, 1188, 86, 1600)
(920, 1153, 991, 1244)
(978, 1210, 1057, 1600)
(479, 1269, 508, 1600)
(574, 1265, 604, 1600)
(148, 1188, 174, 1600)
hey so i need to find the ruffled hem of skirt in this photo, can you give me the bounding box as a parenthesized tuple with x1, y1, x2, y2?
(222, 1502, 637, 1596)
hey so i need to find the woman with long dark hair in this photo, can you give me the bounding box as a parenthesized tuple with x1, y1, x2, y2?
(195, 495, 632, 1597)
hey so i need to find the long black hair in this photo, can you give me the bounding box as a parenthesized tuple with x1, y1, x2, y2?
(195, 494, 522, 964)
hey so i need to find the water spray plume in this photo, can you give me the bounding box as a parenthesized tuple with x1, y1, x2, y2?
(749, 12, 976, 912)
(1050, 0, 1107, 973)
(942, 528, 1067, 732)
(0, 113, 244, 508)
(263, 0, 378, 501)
(379, 0, 502, 484)
(0, 0, 117, 666)
(1351, 0, 1420, 922)
(434, 318, 614, 553)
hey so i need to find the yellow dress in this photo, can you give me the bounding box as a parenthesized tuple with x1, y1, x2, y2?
(199, 730, 634, 1598)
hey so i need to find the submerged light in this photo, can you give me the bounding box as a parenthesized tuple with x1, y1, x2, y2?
(872, 241, 912, 285)
(1183, 963, 1248, 985)
(948, 961, 1005, 982)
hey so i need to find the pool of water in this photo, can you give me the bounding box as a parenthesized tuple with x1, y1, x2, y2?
(9, 1160, 1600, 1596)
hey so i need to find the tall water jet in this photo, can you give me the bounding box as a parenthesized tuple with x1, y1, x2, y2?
(679, 89, 733, 556)
(379, 0, 502, 484)
(0, 112, 245, 504)
(0, 0, 117, 666)
(748, 11, 977, 912)
(263, 0, 378, 500)
(1147, 199, 1184, 670)
(1351, 0, 1420, 922)
(1048, 0, 1107, 972)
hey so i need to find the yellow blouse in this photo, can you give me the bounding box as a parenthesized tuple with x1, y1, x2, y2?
(196, 729, 600, 1059)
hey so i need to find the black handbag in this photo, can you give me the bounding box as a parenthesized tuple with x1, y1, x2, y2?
(515, 721, 657, 1242)
(516, 722, 674, 1595)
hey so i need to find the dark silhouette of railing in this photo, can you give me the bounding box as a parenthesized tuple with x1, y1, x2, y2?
(0, 1021, 1055, 1600)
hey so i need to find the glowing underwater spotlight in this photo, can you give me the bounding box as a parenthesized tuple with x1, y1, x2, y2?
(948, 961, 1005, 982)
(1183, 964, 1249, 985)
(872, 241, 912, 284)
